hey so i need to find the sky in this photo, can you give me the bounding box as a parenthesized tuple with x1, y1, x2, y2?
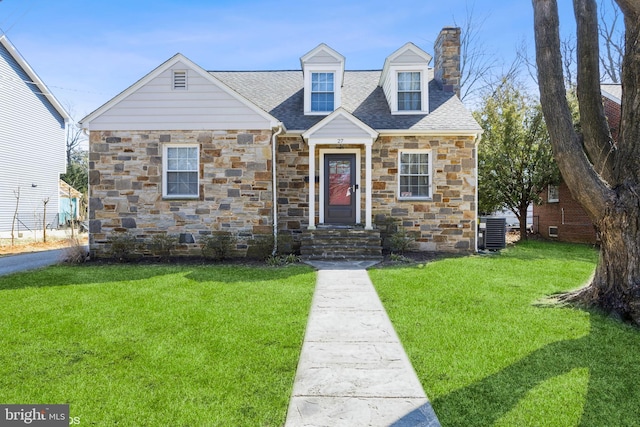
(0, 0, 586, 121)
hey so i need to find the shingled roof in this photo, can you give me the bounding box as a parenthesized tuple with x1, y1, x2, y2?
(211, 69, 481, 133)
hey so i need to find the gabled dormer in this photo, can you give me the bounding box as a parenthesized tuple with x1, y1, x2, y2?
(379, 42, 431, 115)
(300, 43, 345, 115)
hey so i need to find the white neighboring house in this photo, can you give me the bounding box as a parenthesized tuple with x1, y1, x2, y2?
(489, 206, 534, 232)
(0, 35, 69, 236)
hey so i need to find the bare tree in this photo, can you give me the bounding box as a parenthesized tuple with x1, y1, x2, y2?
(63, 104, 88, 165)
(454, 4, 499, 103)
(533, 0, 640, 324)
(66, 124, 84, 166)
(42, 197, 49, 243)
(10, 186, 20, 246)
(599, 0, 624, 82)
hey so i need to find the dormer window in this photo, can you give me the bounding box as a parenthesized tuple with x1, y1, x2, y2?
(397, 72, 421, 111)
(311, 72, 335, 112)
(301, 43, 345, 115)
(379, 43, 431, 115)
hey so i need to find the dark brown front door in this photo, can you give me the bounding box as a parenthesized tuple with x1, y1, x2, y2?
(324, 154, 356, 224)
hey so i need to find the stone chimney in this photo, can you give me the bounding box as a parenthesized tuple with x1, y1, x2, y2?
(434, 27, 461, 97)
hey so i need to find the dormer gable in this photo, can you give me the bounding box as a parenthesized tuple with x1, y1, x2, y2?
(379, 42, 432, 115)
(300, 43, 345, 116)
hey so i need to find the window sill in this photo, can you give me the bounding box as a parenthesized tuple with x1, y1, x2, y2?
(398, 197, 432, 202)
(162, 195, 199, 201)
(392, 110, 427, 115)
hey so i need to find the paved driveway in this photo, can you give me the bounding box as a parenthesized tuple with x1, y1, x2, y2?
(0, 249, 70, 277)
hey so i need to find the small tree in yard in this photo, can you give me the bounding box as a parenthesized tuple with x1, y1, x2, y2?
(475, 78, 560, 240)
(42, 197, 49, 243)
(10, 186, 20, 247)
(533, 0, 640, 323)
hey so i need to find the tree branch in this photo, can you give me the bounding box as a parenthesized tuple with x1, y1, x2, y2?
(614, 0, 640, 17)
(533, 0, 611, 221)
(574, 0, 617, 183)
(615, 0, 640, 181)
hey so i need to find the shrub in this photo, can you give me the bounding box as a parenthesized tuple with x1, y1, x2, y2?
(200, 231, 237, 260)
(107, 231, 142, 261)
(148, 233, 178, 259)
(246, 234, 274, 260)
(276, 233, 297, 255)
(61, 238, 89, 264)
(388, 228, 416, 254)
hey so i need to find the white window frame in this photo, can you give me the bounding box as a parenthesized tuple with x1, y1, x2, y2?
(390, 67, 427, 115)
(398, 149, 432, 200)
(548, 226, 559, 237)
(304, 66, 341, 115)
(548, 184, 559, 203)
(162, 144, 199, 199)
(397, 71, 422, 112)
(310, 72, 335, 113)
(172, 70, 187, 90)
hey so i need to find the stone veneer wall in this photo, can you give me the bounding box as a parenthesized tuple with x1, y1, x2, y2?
(370, 135, 476, 252)
(89, 129, 273, 258)
(276, 134, 477, 253)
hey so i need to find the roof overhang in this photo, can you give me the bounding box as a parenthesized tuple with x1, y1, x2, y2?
(301, 108, 379, 143)
(80, 53, 280, 129)
(1, 35, 70, 123)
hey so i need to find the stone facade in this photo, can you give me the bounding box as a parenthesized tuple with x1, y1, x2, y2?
(434, 27, 462, 97)
(275, 134, 477, 253)
(90, 130, 476, 257)
(88, 129, 273, 258)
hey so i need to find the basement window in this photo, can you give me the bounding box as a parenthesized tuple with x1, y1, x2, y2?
(173, 70, 187, 90)
(548, 226, 559, 238)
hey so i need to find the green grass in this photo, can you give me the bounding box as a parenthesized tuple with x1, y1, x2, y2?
(0, 264, 315, 426)
(370, 240, 640, 426)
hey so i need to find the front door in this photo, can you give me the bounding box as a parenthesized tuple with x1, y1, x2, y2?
(324, 154, 357, 224)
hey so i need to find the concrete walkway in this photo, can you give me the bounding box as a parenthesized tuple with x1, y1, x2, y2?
(285, 261, 440, 427)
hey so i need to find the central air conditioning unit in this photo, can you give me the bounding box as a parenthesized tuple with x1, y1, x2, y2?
(478, 217, 506, 250)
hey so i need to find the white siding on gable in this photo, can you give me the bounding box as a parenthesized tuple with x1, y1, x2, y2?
(88, 61, 272, 131)
(305, 50, 342, 64)
(0, 43, 66, 233)
(310, 115, 373, 139)
(393, 49, 429, 64)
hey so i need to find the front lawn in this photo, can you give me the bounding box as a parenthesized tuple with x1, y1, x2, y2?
(0, 264, 315, 426)
(371, 241, 640, 426)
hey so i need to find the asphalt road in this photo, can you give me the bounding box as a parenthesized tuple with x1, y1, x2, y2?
(0, 249, 69, 277)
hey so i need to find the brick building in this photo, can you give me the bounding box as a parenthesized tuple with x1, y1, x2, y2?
(534, 84, 620, 244)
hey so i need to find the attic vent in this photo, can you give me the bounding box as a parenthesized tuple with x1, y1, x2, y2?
(173, 70, 187, 90)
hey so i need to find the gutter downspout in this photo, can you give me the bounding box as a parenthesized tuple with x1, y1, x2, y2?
(271, 123, 284, 256)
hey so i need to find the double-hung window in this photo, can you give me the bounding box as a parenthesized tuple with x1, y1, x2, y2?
(548, 184, 559, 202)
(311, 72, 335, 112)
(397, 72, 421, 111)
(163, 145, 199, 198)
(399, 151, 431, 199)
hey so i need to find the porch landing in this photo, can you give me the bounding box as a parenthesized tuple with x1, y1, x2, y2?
(300, 226, 383, 261)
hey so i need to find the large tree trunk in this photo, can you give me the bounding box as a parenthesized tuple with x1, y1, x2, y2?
(534, 0, 640, 324)
(569, 189, 640, 322)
